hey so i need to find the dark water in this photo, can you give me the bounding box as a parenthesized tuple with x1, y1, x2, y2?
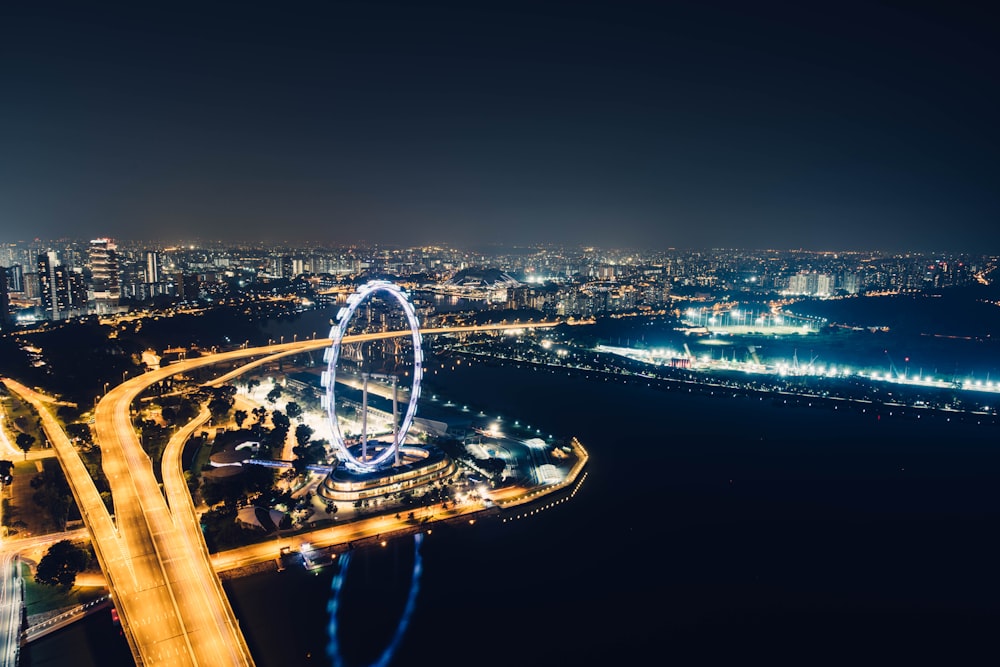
(223, 357, 1000, 667)
(21, 608, 133, 666)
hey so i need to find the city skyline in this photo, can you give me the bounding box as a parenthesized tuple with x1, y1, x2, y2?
(3, 1, 999, 253)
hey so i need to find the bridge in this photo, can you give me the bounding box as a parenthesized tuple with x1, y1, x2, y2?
(2, 321, 561, 666)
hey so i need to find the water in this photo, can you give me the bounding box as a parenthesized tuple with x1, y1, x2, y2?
(21, 607, 133, 666)
(221, 357, 1000, 667)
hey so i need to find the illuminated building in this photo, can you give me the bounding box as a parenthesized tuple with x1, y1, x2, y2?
(89, 237, 121, 309)
(37, 250, 75, 319)
(0, 268, 10, 331)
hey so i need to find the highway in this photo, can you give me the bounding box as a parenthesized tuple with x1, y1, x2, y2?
(2, 378, 175, 666)
(0, 531, 21, 667)
(1, 321, 563, 666)
(94, 374, 255, 665)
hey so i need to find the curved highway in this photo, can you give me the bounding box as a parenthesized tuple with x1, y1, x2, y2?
(44, 321, 560, 666)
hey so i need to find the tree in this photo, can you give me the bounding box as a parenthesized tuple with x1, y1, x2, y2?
(30, 459, 73, 530)
(16, 433, 34, 459)
(265, 385, 282, 404)
(139, 419, 169, 462)
(208, 396, 233, 422)
(482, 457, 506, 478)
(35, 540, 90, 589)
(56, 404, 81, 423)
(294, 423, 313, 447)
(270, 410, 290, 434)
(161, 405, 177, 424)
(65, 423, 93, 447)
(233, 409, 248, 428)
(285, 401, 302, 421)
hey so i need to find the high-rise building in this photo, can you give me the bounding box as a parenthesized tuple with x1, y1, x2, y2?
(89, 238, 121, 308)
(6, 264, 23, 293)
(842, 272, 861, 294)
(69, 269, 88, 308)
(787, 272, 810, 294)
(145, 250, 161, 283)
(0, 268, 10, 332)
(38, 251, 72, 319)
(816, 273, 834, 296)
(23, 272, 40, 300)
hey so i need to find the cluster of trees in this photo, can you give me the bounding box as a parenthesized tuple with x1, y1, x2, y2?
(138, 418, 171, 467)
(205, 385, 238, 422)
(35, 540, 91, 589)
(291, 423, 327, 472)
(0, 319, 145, 407)
(30, 459, 78, 531)
(158, 394, 200, 427)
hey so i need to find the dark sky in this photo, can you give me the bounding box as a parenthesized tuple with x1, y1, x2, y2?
(1, 1, 998, 252)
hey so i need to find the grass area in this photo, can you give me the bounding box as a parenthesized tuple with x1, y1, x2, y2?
(192, 436, 213, 472)
(13, 459, 41, 475)
(21, 561, 106, 617)
(2, 393, 45, 445)
(4, 460, 51, 538)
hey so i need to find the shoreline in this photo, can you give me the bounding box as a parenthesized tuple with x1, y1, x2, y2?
(213, 436, 589, 580)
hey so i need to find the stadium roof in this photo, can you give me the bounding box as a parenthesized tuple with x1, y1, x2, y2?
(444, 268, 520, 290)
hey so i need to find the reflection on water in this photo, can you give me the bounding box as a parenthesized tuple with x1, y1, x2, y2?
(326, 534, 424, 667)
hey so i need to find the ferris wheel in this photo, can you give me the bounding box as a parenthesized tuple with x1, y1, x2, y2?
(320, 280, 424, 471)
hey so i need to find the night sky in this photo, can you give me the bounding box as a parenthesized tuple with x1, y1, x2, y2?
(2, 1, 998, 252)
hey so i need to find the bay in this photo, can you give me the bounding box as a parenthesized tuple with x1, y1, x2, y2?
(225, 356, 1000, 667)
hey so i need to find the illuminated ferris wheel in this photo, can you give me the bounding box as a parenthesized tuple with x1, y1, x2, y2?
(320, 280, 424, 472)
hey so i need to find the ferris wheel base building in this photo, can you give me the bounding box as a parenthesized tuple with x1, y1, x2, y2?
(317, 442, 456, 503)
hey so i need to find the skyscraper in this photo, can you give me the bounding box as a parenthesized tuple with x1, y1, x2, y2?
(38, 250, 72, 319)
(6, 264, 23, 294)
(89, 238, 121, 309)
(0, 267, 10, 332)
(145, 250, 161, 283)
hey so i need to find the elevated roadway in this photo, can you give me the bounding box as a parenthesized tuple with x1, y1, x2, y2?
(3, 321, 561, 666)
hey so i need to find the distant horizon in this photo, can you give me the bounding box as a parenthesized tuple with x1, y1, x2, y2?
(0, 236, 994, 257)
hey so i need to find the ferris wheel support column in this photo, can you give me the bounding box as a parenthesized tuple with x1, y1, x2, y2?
(361, 372, 369, 461)
(392, 377, 399, 466)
